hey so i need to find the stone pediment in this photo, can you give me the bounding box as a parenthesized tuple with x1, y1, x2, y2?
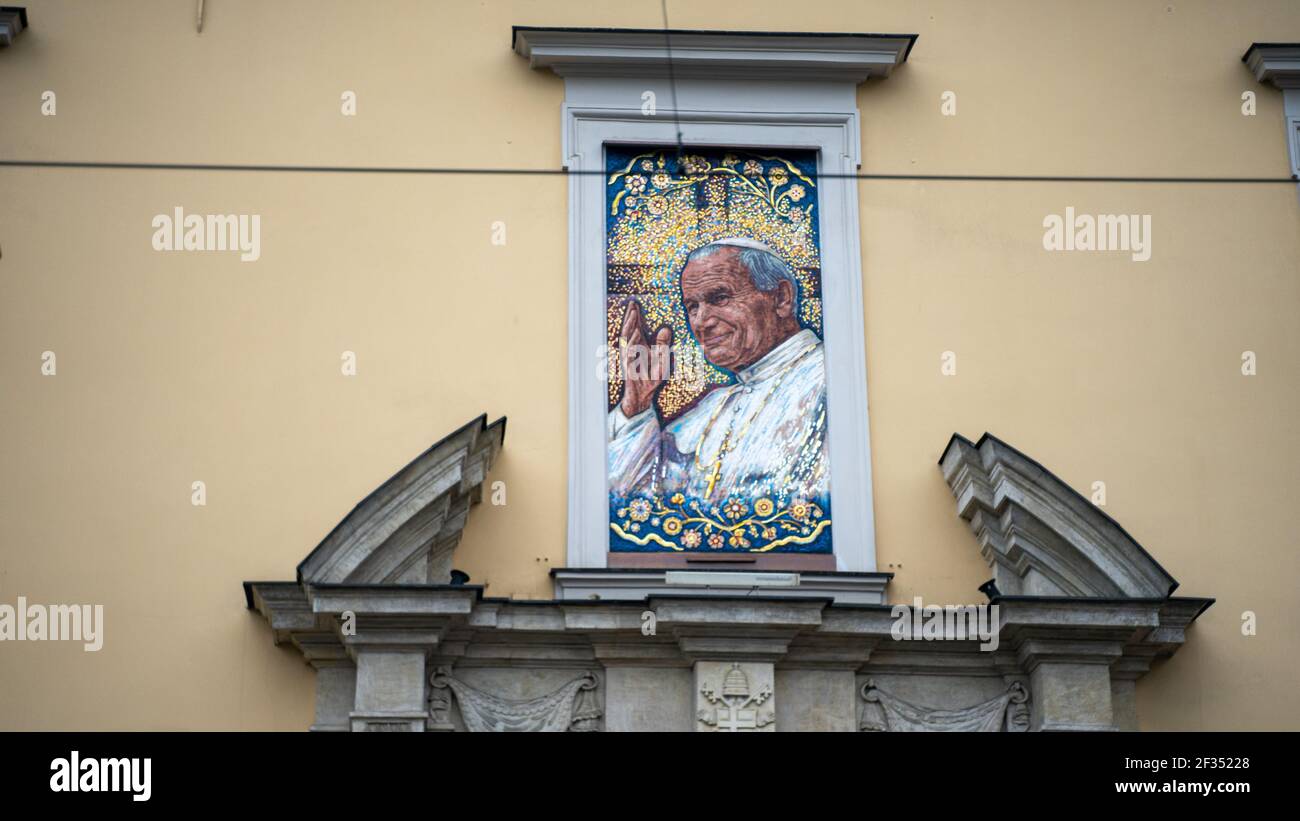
(295, 414, 505, 586)
(244, 428, 1209, 731)
(940, 433, 1178, 599)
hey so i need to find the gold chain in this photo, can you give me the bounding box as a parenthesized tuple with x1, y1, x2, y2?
(693, 343, 818, 497)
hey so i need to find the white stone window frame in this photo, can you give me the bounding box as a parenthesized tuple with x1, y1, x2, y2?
(514, 29, 914, 572)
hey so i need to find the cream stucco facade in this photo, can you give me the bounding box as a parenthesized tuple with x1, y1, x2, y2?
(1, 0, 1298, 730)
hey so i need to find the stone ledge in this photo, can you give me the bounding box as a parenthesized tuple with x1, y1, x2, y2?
(0, 6, 27, 48)
(512, 26, 916, 81)
(1243, 42, 1300, 89)
(552, 567, 892, 605)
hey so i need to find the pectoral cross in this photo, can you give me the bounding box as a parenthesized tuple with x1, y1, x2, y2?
(703, 433, 731, 500)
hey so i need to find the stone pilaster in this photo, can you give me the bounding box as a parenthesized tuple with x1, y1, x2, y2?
(349, 649, 429, 732)
(778, 637, 876, 732)
(296, 636, 356, 733)
(591, 636, 692, 732)
(1109, 654, 1155, 732)
(1019, 638, 1124, 731)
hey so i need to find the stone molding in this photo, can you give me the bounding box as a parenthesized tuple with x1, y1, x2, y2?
(245, 582, 1209, 731)
(512, 26, 916, 81)
(551, 567, 892, 605)
(0, 7, 27, 48)
(296, 414, 504, 586)
(940, 433, 1178, 598)
(1243, 43, 1300, 89)
(245, 430, 1211, 730)
(1241, 43, 1300, 179)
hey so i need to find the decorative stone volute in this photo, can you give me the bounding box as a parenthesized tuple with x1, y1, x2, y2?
(939, 433, 1178, 598)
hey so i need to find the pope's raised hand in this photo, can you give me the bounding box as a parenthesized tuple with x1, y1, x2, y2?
(619, 298, 673, 418)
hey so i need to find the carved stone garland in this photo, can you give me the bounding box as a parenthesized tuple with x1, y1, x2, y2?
(428, 667, 602, 732)
(860, 679, 1030, 732)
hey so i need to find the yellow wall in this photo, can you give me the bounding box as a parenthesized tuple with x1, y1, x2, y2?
(1, 0, 1297, 730)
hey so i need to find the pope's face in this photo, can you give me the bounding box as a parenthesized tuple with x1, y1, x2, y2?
(681, 248, 795, 371)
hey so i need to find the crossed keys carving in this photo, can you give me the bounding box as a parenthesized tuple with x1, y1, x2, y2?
(698, 662, 775, 731)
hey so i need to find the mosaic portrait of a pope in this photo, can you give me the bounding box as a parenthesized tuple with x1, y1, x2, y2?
(605, 147, 831, 554)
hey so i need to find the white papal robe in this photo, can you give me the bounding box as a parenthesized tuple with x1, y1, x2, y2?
(607, 328, 830, 507)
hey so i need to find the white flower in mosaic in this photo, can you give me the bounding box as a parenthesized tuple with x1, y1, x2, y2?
(679, 529, 701, 548)
(628, 498, 652, 522)
(788, 184, 806, 202)
(647, 195, 668, 215)
(789, 207, 803, 223)
(652, 172, 671, 189)
(768, 166, 789, 186)
(641, 159, 654, 171)
(722, 497, 749, 521)
(790, 498, 811, 521)
(742, 159, 764, 177)
(625, 175, 647, 194)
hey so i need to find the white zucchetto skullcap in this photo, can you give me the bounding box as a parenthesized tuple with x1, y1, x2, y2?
(692, 237, 780, 257)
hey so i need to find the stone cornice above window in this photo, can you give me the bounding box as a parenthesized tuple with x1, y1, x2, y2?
(511, 26, 916, 82)
(1242, 42, 1300, 179)
(0, 6, 28, 47)
(1243, 42, 1300, 89)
